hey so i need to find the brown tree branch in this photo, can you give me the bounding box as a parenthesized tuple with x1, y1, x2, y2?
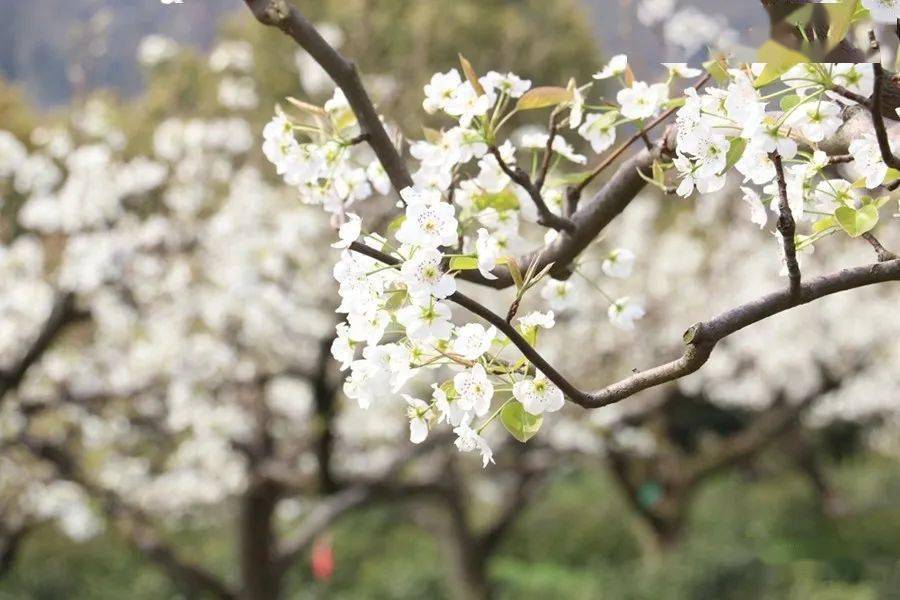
(20, 436, 238, 600)
(242, 0, 413, 196)
(0, 293, 84, 406)
(861, 232, 898, 262)
(569, 72, 711, 202)
(534, 113, 560, 193)
(682, 368, 843, 485)
(459, 147, 659, 289)
(488, 145, 575, 232)
(273, 434, 449, 575)
(871, 61, 900, 170)
(770, 151, 802, 294)
(351, 241, 900, 410)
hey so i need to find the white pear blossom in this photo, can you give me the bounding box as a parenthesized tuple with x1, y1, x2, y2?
(608, 297, 645, 331)
(396, 299, 453, 341)
(330, 323, 356, 371)
(479, 71, 531, 98)
(395, 201, 459, 248)
(518, 310, 556, 332)
(514, 372, 565, 415)
(451, 323, 496, 361)
(741, 186, 769, 229)
(403, 395, 432, 443)
(347, 309, 390, 346)
(593, 54, 628, 80)
(445, 82, 494, 128)
(601, 249, 636, 279)
(617, 82, 668, 120)
(785, 100, 842, 143)
(400, 248, 457, 299)
(541, 279, 577, 312)
(849, 135, 889, 189)
(578, 111, 618, 154)
(453, 364, 494, 417)
(423, 69, 463, 114)
(453, 416, 494, 468)
(433, 383, 465, 427)
(475, 228, 500, 280)
(331, 213, 362, 249)
(662, 62, 702, 78)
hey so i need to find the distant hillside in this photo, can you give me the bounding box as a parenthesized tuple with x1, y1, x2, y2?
(0, 0, 766, 107)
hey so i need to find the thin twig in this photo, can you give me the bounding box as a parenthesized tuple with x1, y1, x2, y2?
(827, 154, 854, 165)
(769, 151, 802, 295)
(488, 145, 575, 232)
(533, 112, 559, 192)
(242, 0, 413, 197)
(831, 85, 872, 109)
(870, 62, 900, 170)
(0, 293, 83, 406)
(861, 232, 898, 262)
(569, 72, 711, 203)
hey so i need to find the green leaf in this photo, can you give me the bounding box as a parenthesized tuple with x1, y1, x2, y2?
(885, 167, 900, 181)
(520, 324, 538, 347)
(500, 400, 543, 443)
(651, 160, 665, 186)
(458, 54, 486, 96)
(823, 0, 858, 52)
(449, 256, 479, 271)
(664, 97, 686, 109)
(873, 195, 891, 209)
(724, 138, 747, 173)
(813, 216, 836, 234)
(780, 94, 802, 112)
(473, 189, 520, 212)
(551, 170, 593, 186)
(702, 59, 729, 85)
(506, 259, 525, 290)
(516, 86, 573, 111)
(754, 41, 809, 88)
(387, 215, 405, 236)
(440, 380, 457, 401)
(422, 127, 443, 144)
(383, 289, 408, 310)
(834, 204, 879, 238)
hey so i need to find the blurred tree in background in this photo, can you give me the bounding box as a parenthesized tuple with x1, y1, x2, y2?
(2, 1, 900, 600)
(124, 0, 599, 151)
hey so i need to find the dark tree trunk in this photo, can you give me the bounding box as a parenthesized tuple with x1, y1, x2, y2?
(0, 527, 29, 578)
(239, 479, 283, 600)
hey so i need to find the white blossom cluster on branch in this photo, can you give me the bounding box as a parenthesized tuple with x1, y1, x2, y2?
(261, 41, 900, 467)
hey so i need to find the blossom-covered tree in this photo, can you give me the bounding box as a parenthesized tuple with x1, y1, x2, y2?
(0, 5, 600, 598)
(5, 0, 900, 597)
(240, 0, 900, 472)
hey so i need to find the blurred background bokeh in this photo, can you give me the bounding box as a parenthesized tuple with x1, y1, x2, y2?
(2, 1, 900, 599)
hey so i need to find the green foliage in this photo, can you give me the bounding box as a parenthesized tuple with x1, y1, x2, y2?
(222, 0, 599, 127)
(835, 204, 878, 238)
(6, 458, 900, 599)
(500, 400, 542, 442)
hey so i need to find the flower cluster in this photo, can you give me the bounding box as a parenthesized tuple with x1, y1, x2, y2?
(263, 54, 898, 466)
(259, 56, 735, 465)
(670, 62, 893, 275)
